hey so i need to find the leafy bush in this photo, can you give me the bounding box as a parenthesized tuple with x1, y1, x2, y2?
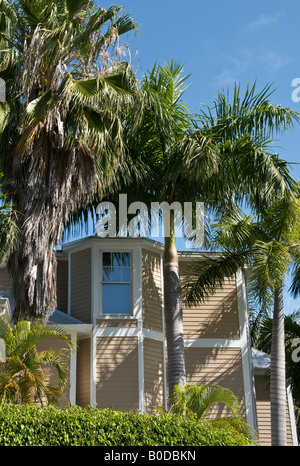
(0, 405, 253, 446)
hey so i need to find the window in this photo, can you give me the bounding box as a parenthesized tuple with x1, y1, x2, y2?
(102, 252, 131, 315)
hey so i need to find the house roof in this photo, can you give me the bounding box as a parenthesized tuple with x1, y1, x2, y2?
(0, 291, 91, 337)
(46, 309, 93, 338)
(47, 309, 85, 325)
(252, 348, 270, 374)
(0, 290, 14, 323)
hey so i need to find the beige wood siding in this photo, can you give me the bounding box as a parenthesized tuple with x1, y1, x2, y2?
(180, 261, 240, 339)
(0, 267, 11, 290)
(144, 338, 165, 414)
(36, 336, 71, 408)
(70, 248, 91, 323)
(184, 347, 246, 417)
(96, 337, 139, 411)
(142, 249, 163, 332)
(56, 260, 68, 313)
(96, 319, 138, 328)
(254, 375, 294, 446)
(76, 338, 91, 407)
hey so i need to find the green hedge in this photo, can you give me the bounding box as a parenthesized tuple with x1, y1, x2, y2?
(0, 405, 252, 446)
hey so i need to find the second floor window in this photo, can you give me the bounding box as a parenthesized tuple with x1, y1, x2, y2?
(102, 252, 131, 315)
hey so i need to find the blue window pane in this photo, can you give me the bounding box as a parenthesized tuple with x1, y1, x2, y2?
(102, 284, 131, 314)
(121, 252, 130, 266)
(112, 252, 121, 266)
(122, 267, 131, 282)
(111, 266, 121, 282)
(102, 267, 112, 282)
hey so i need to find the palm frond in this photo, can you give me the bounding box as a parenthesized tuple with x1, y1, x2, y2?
(182, 250, 250, 307)
(198, 81, 300, 140)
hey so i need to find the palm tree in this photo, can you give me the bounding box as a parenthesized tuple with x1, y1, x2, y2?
(183, 193, 300, 446)
(0, 315, 74, 405)
(122, 62, 299, 398)
(122, 60, 221, 396)
(252, 309, 300, 440)
(0, 0, 137, 321)
(162, 383, 241, 418)
(157, 383, 256, 442)
(0, 172, 17, 261)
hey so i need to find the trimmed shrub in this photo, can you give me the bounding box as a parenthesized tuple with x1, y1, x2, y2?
(0, 405, 253, 446)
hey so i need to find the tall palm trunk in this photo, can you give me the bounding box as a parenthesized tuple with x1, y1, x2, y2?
(270, 284, 286, 446)
(6, 135, 95, 321)
(163, 211, 186, 398)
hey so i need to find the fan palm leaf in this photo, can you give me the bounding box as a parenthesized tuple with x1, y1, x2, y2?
(0, 0, 137, 320)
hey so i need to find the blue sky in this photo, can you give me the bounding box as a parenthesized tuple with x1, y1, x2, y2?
(92, 1, 300, 313)
(99, 0, 300, 172)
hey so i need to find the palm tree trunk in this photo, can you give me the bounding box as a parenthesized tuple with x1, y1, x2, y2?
(163, 211, 186, 399)
(270, 284, 286, 446)
(6, 136, 95, 321)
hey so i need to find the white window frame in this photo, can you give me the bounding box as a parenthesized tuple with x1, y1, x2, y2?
(99, 249, 133, 317)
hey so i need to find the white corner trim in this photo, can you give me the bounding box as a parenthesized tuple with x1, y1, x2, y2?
(138, 333, 144, 413)
(133, 247, 143, 322)
(69, 333, 77, 405)
(236, 268, 258, 432)
(287, 384, 299, 446)
(184, 338, 242, 348)
(94, 326, 165, 341)
(91, 244, 100, 325)
(90, 329, 97, 406)
(143, 328, 165, 342)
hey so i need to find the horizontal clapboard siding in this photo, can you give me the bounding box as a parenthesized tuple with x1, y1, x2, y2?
(96, 337, 139, 411)
(70, 248, 91, 323)
(96, 319, 138, 328)
(56, 260, 68, 313)
(144, 338, 165, 414)
(180, 261, 240, 339)
(254, 375, 294, 446)
(142, 249, 163, 332)
(185, 347, 246, 417)
(76, 338, 91, 408)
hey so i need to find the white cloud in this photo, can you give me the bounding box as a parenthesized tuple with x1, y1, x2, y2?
(247, 12, 284, 30)
(215, 69, 238, 88)
(215, 47, 292, 88)
(215, 48, 253, 88)
(259, 51, 291, 71)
